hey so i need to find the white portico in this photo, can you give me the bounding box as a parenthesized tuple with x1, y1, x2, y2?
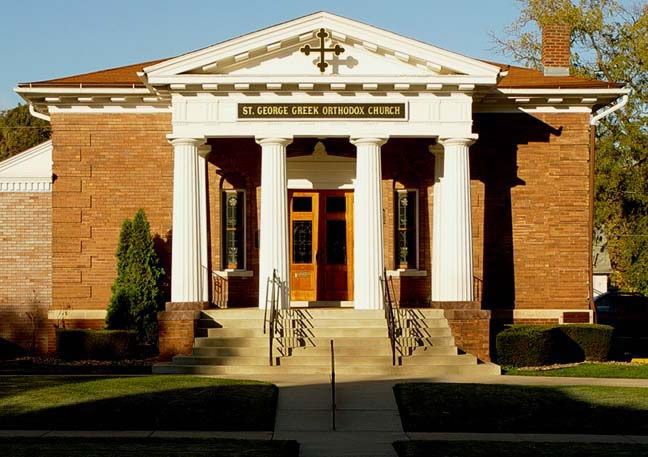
(141, 12, 502, 309)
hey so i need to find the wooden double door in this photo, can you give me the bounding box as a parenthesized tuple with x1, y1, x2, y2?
(289, 190, 354, 302)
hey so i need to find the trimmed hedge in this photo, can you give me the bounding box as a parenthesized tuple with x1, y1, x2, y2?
(496, 324, 614, 367)
(560, 324, 614, 362)
(56, 329, 137, 361)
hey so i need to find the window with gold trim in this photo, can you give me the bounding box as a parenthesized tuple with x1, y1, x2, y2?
(222, 190, 245, 269)
(395, 189, 418, 269)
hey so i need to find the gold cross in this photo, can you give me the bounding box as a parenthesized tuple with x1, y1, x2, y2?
(300, 28, 345, 73)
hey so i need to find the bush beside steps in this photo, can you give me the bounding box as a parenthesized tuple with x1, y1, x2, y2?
(496, 324, 614, 367)
(56, 329, 137, 361)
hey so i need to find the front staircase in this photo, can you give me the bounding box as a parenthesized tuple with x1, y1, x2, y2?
(153, 308, 500, 376)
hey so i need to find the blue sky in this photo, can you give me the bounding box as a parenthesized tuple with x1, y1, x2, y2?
(0, 0, 526, 110)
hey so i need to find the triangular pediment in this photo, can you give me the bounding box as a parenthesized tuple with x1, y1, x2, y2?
(143, 12, 500, 84)
(0, 140, 52, 192)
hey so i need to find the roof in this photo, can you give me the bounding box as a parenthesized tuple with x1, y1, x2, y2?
(18, 57, 623, 91)
(16, 12, 623, 91)
(19, 59, 166, 87)
(488, 62, 623, 89)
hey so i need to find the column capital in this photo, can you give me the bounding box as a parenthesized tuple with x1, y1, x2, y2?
(255, 137, 293, 147)
(350, 137, 388, 147)
(438, 137, 476, 148)
(169, 137, 206, 148)
(428, 143, 444, 156)
(197, 144, 211, 158)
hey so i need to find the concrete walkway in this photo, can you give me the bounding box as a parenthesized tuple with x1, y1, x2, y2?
(272, 374, 405, 457)
(4, 373, 648, 456)
(248, 372, 648, 456)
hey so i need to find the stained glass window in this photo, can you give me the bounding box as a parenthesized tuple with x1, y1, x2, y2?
(395, 190, 417, 269)
(222, 190, 245, 269)
(293, 221, 313, 263)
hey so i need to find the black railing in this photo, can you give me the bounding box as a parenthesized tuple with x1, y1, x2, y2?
(380, 271, 399, 366)
(263, 269, 283, 366)
(330, 339, 336, 431)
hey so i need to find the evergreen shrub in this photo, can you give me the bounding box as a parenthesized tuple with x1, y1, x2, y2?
(496, 324, 614, 367)
(105, 209, 165, 344)
(495, 325, 558, 367)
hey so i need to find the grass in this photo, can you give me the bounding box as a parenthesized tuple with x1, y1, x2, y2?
(0, 376, 277, 430)
(0, 438, 299, 457)
(505, 362, 648, 378)
(393, 441, 648, 457)
(394, 383, 648, 434)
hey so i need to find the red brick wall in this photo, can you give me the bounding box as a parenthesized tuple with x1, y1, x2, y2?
(50, 113, 173, 312)
(207, 138, 261, 307)
(0, 192, 51, 354)
(473, 113, 591, 311)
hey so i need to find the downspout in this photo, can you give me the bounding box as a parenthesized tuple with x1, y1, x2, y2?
(588, 94, 628, 318)
(29, 103, 51, 123)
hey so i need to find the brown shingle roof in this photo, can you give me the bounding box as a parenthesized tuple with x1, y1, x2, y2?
(18, 59, 167, 87)
(485, 61, 624, 89)
(19, 57, 624, 90)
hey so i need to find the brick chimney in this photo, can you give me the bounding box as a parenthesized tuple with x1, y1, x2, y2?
(541, 23, 571, 76)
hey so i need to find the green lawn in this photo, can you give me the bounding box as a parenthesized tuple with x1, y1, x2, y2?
(0, 438, 299, 457)
(505, 362, 648, 378)
(394, 383, 648, 434)
(394, 441, 648, 457)
(0, 376, 277, 430)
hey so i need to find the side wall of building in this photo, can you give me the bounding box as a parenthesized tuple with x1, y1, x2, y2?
(49, 113, 173, 351)
(0, 192, 51, 354)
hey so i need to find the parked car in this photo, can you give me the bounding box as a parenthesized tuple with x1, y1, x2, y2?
(594, 291, 648, 337)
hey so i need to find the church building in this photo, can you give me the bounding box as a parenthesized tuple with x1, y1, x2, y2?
(2, 12, 628, 370)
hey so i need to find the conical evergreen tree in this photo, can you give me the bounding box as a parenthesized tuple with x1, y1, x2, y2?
(105, 218, 133, 331)
(105, 210, 164, 344)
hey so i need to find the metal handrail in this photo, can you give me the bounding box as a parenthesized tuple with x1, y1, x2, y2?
(380, 270, 398, 366)
(263, 269, 281, 366)
(330, 339, 336, 431)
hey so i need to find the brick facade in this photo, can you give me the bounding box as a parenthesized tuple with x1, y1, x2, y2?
(0, 109, 592, 361)
(50, 113, 174, 314)
(0, 192, 51, 354)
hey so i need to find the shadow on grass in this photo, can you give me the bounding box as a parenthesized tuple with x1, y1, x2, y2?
(393, 441, 648, 457)
(0, 437, 300, 457)
(394, 383, 648, 434)
(0, 376, 277, 431)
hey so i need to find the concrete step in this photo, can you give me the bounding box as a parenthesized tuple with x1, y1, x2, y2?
(400, 354, 477, 366)
(198, 318, 390, 329)
(278, 354, 476, 367)
(190, 342, 459, 358)
(153, 362, 501, 376)
(201, 308, 389, 320)
(172, 355, 270, 366)
(194, 335, 456, 348)
(394, 309, 446, 318)
(206, 326, 451, 338)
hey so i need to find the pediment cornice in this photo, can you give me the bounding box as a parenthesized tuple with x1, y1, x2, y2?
(142, 12, 502, 86)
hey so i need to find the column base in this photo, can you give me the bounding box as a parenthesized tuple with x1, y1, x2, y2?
(157, 301, 209, 360)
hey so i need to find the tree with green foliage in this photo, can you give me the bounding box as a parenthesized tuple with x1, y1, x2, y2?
(106, 209, 165, 344)
(492, 0, 648, 294)
(0, 104, 51, 162)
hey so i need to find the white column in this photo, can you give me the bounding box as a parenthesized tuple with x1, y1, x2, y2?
(430, 144, 445, 300)
(351, 137, 387, 310)
(198, 144, 211, 303)
(431, 138, 475, 301)
(170, 138, 205, 302)
(257, 137, 292, 309)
